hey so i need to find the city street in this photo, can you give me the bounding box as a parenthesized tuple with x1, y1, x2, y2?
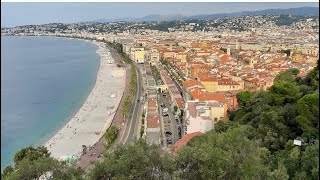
(158, 91, 180, 145)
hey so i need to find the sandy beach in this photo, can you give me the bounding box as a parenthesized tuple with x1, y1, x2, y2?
(44, 41, 125, 159)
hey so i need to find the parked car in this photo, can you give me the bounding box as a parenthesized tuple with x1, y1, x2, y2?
(165, 131, 172, 135)
(162, 107, 169, 116)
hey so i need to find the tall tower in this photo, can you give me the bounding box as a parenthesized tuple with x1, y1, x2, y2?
(227, 45, 231, 55)
(289, 50, 293, 58)
(236, 41, 239, 50)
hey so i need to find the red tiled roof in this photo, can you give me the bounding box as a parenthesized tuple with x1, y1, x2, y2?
(148, 103, 157, 108)
(175, 98, 185, 108)
(171, 132, 203, 153)
(189, 88, 226, 103)
(147, 115, 160, 128)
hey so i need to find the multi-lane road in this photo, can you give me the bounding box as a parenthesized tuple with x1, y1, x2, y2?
(118, 62, 144, 146)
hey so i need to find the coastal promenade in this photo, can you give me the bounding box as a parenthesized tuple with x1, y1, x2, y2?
(76, 44, 132, 170)
(76, 43, 144, 170)
(44, 41, 125, 160)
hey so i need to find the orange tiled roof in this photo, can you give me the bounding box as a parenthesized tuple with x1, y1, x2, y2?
(199, 75, 218, 82)
(182, 78, 200, 87)
(189, 88, 226, 103)
(171, 132, 203, 153)
(219, 54, 229, 62)
(175, 98, 185, 108)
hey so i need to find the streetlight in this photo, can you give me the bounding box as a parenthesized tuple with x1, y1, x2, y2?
(293, 139, 303, 167)
(293, 138, 316, 167)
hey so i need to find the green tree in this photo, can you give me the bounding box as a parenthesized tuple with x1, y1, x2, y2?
(274, 68, 299, 83)
(269, 81, 302, 105)
(173, 105, 178, 113)
(1, 166, 13, 179)
(2, 147, 85, 180)
(13, 146, 50, 165)
(268, 161, 290, 180)
(299, 66, 319, 90)
(177, 125, 270, 179)
(300, 141, 319, 179)
(236, 91, 253, 107)
(277, 49, 291, 57)
(89, 139, 175, 179)
(220, 47, 227, 53)
(295, 93, 319, 139)
(120, 96, 131, 123)
(104, 125, 118, 147)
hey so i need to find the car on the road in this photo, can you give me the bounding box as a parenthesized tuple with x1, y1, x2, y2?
(166, 139, 172, 144)
(162, 107, 169, 117)
(165, 131, 172, 135)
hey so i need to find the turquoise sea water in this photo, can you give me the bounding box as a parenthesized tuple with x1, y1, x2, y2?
(1, 36, 99, 170)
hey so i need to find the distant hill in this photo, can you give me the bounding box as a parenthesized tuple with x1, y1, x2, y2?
(191, 7, 319, 20)
(91, 6, 319, 23)
(92, 14, 189, 23)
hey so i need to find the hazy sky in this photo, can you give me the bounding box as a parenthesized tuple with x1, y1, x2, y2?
(1, 2, 318, 27)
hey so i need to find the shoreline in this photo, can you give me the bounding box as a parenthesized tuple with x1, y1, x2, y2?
(44, 40, 126, 159)
(75, 45, 131, 169)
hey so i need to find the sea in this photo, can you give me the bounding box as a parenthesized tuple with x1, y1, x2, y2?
(1, 36, 100, 170)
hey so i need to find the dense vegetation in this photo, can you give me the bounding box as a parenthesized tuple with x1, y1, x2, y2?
(2, 62, 318, 179)
(104, 125, 118, 148)
(278, 49, 291, 57)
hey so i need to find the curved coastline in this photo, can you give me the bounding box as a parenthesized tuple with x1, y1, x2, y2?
(44, 40, 125, 159)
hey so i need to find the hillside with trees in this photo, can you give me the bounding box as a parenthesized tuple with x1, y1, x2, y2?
(2, 63, 318, 180)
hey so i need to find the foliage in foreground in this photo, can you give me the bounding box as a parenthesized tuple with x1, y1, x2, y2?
(2, 146, 85, 180)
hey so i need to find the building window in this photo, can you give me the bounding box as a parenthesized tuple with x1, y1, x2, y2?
(214, 118, 217, 122)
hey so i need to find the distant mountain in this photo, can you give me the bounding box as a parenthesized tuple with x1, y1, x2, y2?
(91, 6, 319, 23)
(91, 14, 189, 23)
(139, 14, 189, 21)
(191, 7, 319, 20)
